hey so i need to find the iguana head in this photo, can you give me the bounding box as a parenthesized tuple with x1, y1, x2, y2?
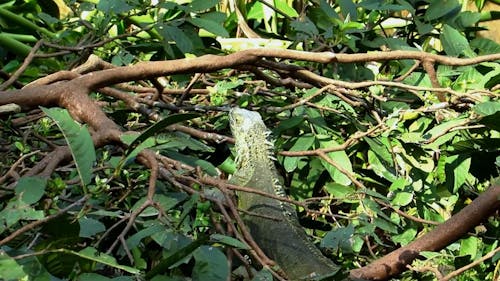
(229, 107, 273, 167)
(229, 107, 264, 133)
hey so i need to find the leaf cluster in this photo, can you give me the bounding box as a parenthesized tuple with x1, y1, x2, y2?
(0, 1, 499, 281)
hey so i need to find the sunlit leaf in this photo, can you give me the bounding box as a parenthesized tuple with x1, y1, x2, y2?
(274, 0, 299, 17)
(474, 101, 500, 116)
(0, 252, 26, 280)
(391, 228, 417, 246)
(391, 191, 413, 206)
(283, 135, 315, 172)
(324, 182, 355, 200)
(446, 155, 471, 193)
(459, 236, 478, 258)
(318, 137, 353, 186)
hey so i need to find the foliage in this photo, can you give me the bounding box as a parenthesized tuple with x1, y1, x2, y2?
(0, 0, 499, 280)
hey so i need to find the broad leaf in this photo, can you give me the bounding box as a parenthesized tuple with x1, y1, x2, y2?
(124, 113, 200, 156)
(283, 135, 315, 172)
(188, 17, 229, 37)
(391, 191, 413, 206)
(425, 0, 460, 21)
(15, 176, 47, 204)
(318, 137, 353, 186)
(474, 101, 500, 116)
(459, 236, 478, 258)
(321, 225, 354, 252)
(42, 107, 96, 186)
(192, 246, 229, 281)
(187, 0, 219, 12)
(440, 24, 475, 57)
(77, 247, 140, 274)
(391, 228, 417, 246)
(0, 252, 25, 280)
(210, 234, 249, 249)
(79, 217, 106, 238)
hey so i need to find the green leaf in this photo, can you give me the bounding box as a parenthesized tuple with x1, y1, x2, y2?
(165, 150, 219, 176)
(127, 224, 165, 249)
(96, 0, 133, 13)
(483, 68, 500, 89)
(42, 107, 96, 186)
(318, 0, 340, 19)
(79, 217, 106, 238)
(424, 0, 460, 21)
(470, 38, 500, 55)
(440, 24, 475, 57)
(291, 16, 319, 36)
(131, 193, 187, 217)
(402, 144, 434, 173)
(0, 252, 26, 280)
(423, 117, 467, 143)
(79, 273, 134, 281)
(389, 178, 408, 191)
(391, 191, 413, 207)
(77, 247, 140, 274)
(283, 135, 315, 172)
(374, 217, 398, 234)
(459, 236, 478, 258)
(320, 225, 354, 252)
(188, 17, 229, 37)
(192, 246, 229, 281)
(273, 116, 304, 135)
(368, 150, 398, 182)
(324, 182, 355, 199)
(391, 228, 417, 246)
(124, 113, 200, 157)
(274, 0, 299, 17)
(365, 137, 393, 164)
(446, 155, 471, 193)
(15, 176, 47, 204)
(146, 235, 209, 278)
(318, 137, 353, 186)
(451, 67, 485, 91)
(0, 200, 44, 232)
(210, 234, 249, 249)
(474, 101, 500, 116)
(187, 0, 219, 12)
(338, 0, 357, 19)
(159, 25, 194, 54)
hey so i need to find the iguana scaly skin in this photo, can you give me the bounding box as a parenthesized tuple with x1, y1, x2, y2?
(229, 108, 338, 280)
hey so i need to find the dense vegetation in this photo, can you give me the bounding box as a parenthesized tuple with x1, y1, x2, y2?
(0, 0, 499, 280)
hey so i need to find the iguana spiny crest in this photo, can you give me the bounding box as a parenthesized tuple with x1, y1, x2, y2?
(228, 107, 338, 280)
(229, 108, 285, 197)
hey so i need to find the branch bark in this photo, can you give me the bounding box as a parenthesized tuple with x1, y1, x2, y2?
(349, 184, 500, 280)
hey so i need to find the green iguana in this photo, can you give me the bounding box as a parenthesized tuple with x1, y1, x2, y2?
(229, 108, 338, 280)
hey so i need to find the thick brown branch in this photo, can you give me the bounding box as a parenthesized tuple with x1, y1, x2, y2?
(349, 184, 500, 280)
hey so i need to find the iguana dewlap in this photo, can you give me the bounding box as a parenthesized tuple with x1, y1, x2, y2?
(229, 108, 338, 280)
